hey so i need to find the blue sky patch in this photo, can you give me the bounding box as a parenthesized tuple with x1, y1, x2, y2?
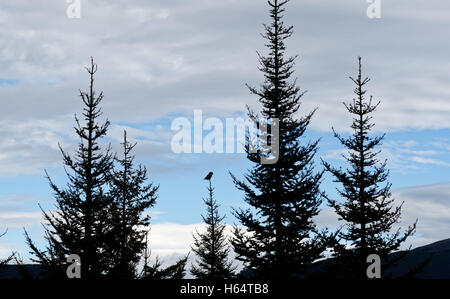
(0, 78, 19, 86)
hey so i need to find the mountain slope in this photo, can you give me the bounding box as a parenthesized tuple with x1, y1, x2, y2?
(386, 238, 450, 279)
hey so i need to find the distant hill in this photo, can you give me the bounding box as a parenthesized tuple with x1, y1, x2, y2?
(240, 238, 450, 279)
(386, 238, 450, 279)
(307, 238, 450, 279)
(0, 264, 45, 279)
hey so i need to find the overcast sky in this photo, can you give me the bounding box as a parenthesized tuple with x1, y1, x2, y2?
(0, 0, 450, 266)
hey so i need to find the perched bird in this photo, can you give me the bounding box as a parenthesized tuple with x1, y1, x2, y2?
(204, 171, 213, 180)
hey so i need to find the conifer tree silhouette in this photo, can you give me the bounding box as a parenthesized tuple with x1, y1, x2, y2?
(230, 0, 329, 278)
(25, 58, 115, 279)
(190, 175, 235, 279)
(322, 57, 417, 279)
(108, 132, 188, 279)
(106, 130, 158, 278)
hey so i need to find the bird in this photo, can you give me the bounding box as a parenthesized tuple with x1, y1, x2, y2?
(204, 171, 213, 180)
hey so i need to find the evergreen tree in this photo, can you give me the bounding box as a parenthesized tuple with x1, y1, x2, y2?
(322, 57, 416, 279)
(25, 58, 115, 279)
(106, 130, 158, 278)
(108, 131, 189, 279)
(190, 176, 235, 279)
(230, 0, 328, 279)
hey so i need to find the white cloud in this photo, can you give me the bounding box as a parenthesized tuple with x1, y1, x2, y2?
(316, 182, 450, 249)
(0, 0, 448, 178)
(410, 156, 450, 167)
(0, 211, 42, 229)
(145, 222, 242, 277)
(147, 222, 197, 256)
(147, 222, 236, 256)
(323, 138, 450, 173)
(0, 0, 448, 128)
(0, 242, 13, 260)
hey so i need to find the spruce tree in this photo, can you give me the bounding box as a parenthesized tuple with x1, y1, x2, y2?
(106, 130, 158, 278)
(25, 58, 115, 279)
(230, 0, 327, 278)
(190, 176, 235, 279)
(322, 57, 416, 279)
(108, 131, 189, 279)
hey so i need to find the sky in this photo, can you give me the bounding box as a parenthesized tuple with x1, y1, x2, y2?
(0, 0, 450, 268)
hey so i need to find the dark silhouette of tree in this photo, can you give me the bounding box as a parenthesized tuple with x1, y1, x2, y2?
(106, 130, 158, 278)
(190, 177, 235, 279)
(321, 57, 417, 279)
(25, 58, 115, 279)
(107, 131, 188, 279)
(230, 0, 328, 279)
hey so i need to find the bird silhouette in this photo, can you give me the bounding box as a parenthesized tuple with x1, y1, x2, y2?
(204, 171, 213, 180)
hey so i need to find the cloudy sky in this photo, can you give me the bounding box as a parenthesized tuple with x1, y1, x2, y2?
(0, 0, 450, 267)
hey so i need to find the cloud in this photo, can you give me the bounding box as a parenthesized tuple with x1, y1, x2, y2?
(0, 119, 67, 176)
(316, 182, 450, 249)
(323, 137, 450, 173)
(0, 242, 13, 259)
(394, 182, 450, 247)
(0, 211, 42, 229)
(410, 156, 450, 167)
(148, 222, 236, 256)
(0, 0, 448, 130)
(0, 0, 447, 178)
(144, 222, 242, 277)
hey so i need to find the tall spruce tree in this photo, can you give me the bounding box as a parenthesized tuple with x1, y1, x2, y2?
(190, 176, 235, 279)
(322, 57, 416, 279)
(106, 131, 158, 278)
(230, 0, 328, 278)
(25, 58, 115, 279)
